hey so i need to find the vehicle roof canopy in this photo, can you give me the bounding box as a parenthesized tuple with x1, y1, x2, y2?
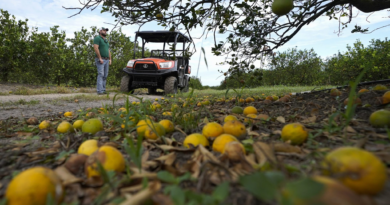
(135, 31, 191, 43)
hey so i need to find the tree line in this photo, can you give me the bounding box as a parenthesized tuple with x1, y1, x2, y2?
(219, 38, 390, 89)
(0, 9, 142, 87)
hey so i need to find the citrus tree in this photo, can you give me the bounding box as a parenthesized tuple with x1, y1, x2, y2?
(0, 9, 30, 82)
(65, 0, 390, 77)
(324, 39, 390, 85)
(264, 48, 324, 86)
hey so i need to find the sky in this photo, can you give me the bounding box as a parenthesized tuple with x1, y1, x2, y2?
(1, 0, 390, 86)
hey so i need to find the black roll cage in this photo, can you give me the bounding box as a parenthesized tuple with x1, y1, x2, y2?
(133, 31, 191, 59)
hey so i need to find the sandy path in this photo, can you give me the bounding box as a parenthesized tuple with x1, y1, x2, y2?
(0, 92, 162, 120)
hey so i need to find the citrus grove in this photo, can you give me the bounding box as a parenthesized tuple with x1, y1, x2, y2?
(0, 82, 390, 204)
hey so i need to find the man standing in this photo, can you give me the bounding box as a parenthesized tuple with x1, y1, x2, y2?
(93, 27, 111, 95)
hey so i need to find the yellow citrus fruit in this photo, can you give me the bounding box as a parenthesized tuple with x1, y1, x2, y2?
(85, 145, 125, 178)
(6, 167, 64, 205)
(82, 118, 104, 135)
(272, 95, 279, 101)
(64, 111, 73, 117)
(78, 139, 99, 156)
(144, 123, 166, 140)
(57, 121, 74, 133)
(343, 97, 362, 106)
(73, 120, 85, 130)
(212, 134, 238, 153)
(281, 123, 308, 145)
(358, 88, 369, 93)
(183, 133, 209, 148)
(86, 112, 95, 117)
(159, 119, 175, 133)
(244, 114, 258, 123)
(156, 13, 163, 20)
(265, 96, 274, 101)
(382, 91, 390, 104)
(330, 88, 341, 96)
(223, 120, 247, 139)
(162, 111, 172, 116)
(373, 84, 388, 91)
(271, 0, 294, 15)
(243, 106, 257, 116)
(257, 114, 270, 121)
(132, 101, 137, 105)
(224, 115, 238, 123)
(202, 122, 224, 139)
(245, 97, 255, 103)
(202, 100, 210, 105)
(231, 106, 244, 114)
(171, 104, 179, 112)
(118, 107, 126, 112)
(322, 147, 387, 195)
(369, 109, 390, 128)
(136, 119, 154, 137)
(39, 120, 51, 130)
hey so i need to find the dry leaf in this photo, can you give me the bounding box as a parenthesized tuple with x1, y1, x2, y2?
(253, 142, 277, 166)
(120, 181, 161, 205)
(276, 116, 286, 123)
(54, 166, 83, 186)
(273, 142, 303, 154)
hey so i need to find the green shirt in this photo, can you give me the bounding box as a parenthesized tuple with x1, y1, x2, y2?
(93, 35, 110, 58)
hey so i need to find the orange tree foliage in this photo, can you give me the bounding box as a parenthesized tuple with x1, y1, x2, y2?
(0, 9, 145, 86)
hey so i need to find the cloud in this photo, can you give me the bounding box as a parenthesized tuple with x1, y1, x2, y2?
(3, 0, 389, 86)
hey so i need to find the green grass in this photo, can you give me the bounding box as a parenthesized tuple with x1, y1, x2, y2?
(57, 93, 127, 102)
(176, 85, 334, 98)
(0, 99, 40, 107)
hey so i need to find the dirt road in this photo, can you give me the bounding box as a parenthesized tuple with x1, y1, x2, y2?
(0, 92, 162, 120)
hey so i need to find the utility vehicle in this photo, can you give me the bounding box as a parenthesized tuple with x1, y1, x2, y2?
(120, 31, 192, 94)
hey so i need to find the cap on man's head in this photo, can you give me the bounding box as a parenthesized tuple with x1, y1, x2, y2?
(99, 27, 109, 32)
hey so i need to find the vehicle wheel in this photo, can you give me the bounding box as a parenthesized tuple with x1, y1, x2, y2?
(120, 75, 134, 94)
(164, 76, 178, 94)
(148, 87, 157, 95)
(181, 78, 189, 93)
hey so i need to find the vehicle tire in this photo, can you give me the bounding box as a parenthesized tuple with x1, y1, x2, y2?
(164, 76, 178, 94)
(120, 75, 134, 94)
(181, 77, 189, 93)
(148, 87, 157, 95)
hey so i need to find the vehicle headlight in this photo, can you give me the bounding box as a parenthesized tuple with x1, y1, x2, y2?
(159, 61, 173, 69)
(127, 60, 135, 68)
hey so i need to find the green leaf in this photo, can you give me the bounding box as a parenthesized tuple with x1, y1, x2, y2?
(239, 172, 279, 201)
(157, 171, 178, 184)
(212, 181, 229, 202)
(284, 178, 325, 201)
(201, 47, 208, 69)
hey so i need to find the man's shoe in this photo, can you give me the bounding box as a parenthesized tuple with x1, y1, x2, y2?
(97, 92, 105, 95)
(103, 91, 107, 94)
